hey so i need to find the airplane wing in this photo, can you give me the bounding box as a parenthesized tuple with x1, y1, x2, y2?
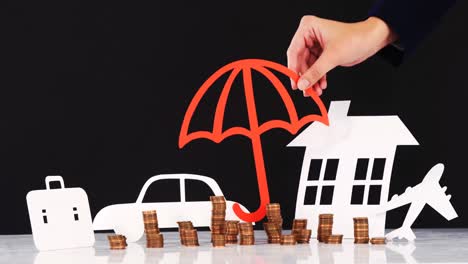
(377, 164, 453, 216)
(426, 186, 458, 221)
(376, 187, 416, 214)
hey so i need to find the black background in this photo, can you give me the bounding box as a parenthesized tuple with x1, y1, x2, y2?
(1, 0, 467, 234)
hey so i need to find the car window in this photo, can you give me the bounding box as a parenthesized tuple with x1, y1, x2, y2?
(142, 179, 180, 203)
(185, 179, 215, 202)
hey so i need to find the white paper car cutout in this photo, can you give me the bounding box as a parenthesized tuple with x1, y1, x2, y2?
(93, 173, 251, 242)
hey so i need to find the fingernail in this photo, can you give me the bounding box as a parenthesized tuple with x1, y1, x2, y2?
(290, 80, 297, 90)
(298, 79, 310, 91)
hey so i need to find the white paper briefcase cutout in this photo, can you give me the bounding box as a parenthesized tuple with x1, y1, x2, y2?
(289, 101, 458, 240)
(26, 176, 95, 251)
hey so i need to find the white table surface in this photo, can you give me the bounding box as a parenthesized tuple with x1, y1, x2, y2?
(1, 229, 467, 264)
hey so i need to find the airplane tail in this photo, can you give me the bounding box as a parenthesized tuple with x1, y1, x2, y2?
(386, 226, 416, 242)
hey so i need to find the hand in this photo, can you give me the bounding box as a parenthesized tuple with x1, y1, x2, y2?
(287, 16, 397, 96)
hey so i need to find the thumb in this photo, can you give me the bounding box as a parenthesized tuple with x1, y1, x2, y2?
(297, 50, 335, 91)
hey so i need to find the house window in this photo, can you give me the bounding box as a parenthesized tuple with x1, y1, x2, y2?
(320, 186, 334, 205)
(308, 159, 322, 181)
(368, 185, 381, 205)
(351, 185, 365, 204)
(371, 158, 386, 180)
(304, 186, 317, 205)
(355, 158, 368, 180)
(324, 159, 339, 181)
(304, 159, 339, 205)
(350, 158, 385, 205)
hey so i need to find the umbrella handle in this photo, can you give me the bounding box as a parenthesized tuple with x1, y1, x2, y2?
(232, 137, 270, 222)
(233, 200, 268, 223)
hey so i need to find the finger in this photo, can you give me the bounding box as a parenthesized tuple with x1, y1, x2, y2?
(296, 51, 311, 85)
(288, 50, 308, 90)
(319, 75, 327, 90)
(305, 87, 322, 97)
(310, 50, 327, 91)
(297, 49, 335, 91)
(296, 48, 318, 91)
(287, 44, 305, 89)
(287, 21, 311, 89)
(303, 84, 322, 97)
(313, 83, 321, 94)
(315, 86, 323, 96)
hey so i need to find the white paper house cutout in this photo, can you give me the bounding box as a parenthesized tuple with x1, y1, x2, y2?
(288, 100, 419, 238)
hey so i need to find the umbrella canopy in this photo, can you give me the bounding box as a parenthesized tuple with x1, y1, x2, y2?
(179, 59, 329, 222)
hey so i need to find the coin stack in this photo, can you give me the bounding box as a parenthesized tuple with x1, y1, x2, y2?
(317, 214, 333, 242)
(143, 210, 160, 233)
(107, 234, 127, 250)
(325, 234, 343, 244)
(143, 210, 164, 248)
(177, 221, 194, 246)
(370, 237, 386, 245)
(280, 234, 297, 245)
(224, 220, 239, 244)
(263, 222, 282, 244)
(212, 233, 226, 247)
(181, 228, 200, 247)
(266, 203, 283, 231)
(239, 222, 255, 245)
(146, 233, 164, 248)
(291, 219, 307, 240)
(296, 229, 312, 244)
(210, 196, 226, 240)
(353, 217, 369, 244)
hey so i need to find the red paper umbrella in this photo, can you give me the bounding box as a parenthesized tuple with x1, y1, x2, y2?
(179, 59, 329, 222)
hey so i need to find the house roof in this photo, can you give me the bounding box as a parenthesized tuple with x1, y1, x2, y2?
(288, 101, 419, 150)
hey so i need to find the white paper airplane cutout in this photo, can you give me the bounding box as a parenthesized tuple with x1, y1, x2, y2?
(378, 163, 458, 241)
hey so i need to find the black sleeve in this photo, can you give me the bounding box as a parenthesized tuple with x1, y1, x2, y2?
(369, 0, 456, 65)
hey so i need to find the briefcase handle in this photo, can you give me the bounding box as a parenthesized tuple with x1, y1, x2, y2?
(45, 176, 65, 190)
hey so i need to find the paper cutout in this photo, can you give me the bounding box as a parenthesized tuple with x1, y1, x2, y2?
(288, 100, 456, 239)
(380, 163, 458, 241)
(179, 59, 329, 222)
(26, 176, 95, 251)
(93, 173, 250, 242)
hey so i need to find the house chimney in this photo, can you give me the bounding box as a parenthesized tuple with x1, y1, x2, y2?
(327, 101, 351, 122)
